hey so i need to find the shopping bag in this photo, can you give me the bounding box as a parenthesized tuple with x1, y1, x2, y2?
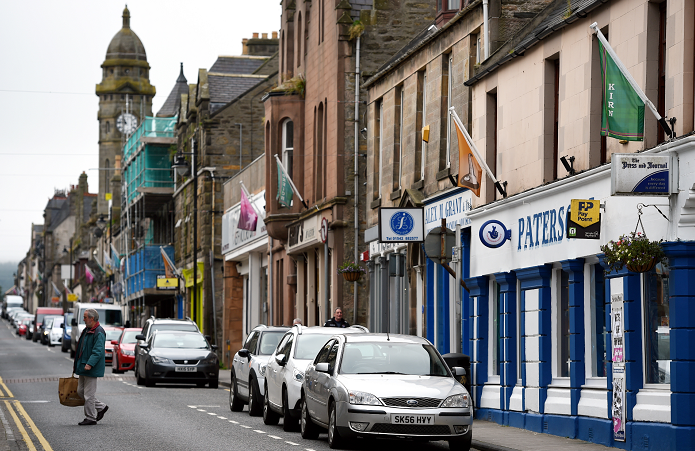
(59, 374, 84, 407)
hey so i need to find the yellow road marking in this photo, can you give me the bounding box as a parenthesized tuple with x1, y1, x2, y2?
(0, 376, 13, 398)
(4, 400, 37, 451)
(13, 401, 53, 451)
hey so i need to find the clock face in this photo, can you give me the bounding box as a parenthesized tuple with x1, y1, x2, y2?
(116, 113, 138, 134)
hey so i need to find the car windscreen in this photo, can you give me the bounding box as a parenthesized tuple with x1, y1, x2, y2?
(121, 331, 140, 344)
(78, 309, 123, 326)
(65, 313, 73, 326)
(105, 329, 123, 342)
(340, 342, 450, 376)
(258, 331, 285, 355)
(294, 334, 333, 360)
(51, 318, 64, 329)
(151, 323, 198, 334)
(154, 333, 209, 349)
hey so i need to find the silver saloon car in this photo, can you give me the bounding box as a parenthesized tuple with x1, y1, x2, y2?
(301, 334, 472, 450)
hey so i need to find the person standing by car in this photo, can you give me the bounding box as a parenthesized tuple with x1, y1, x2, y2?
(73, 309, 108, 426)
(323, 307, 350, 328)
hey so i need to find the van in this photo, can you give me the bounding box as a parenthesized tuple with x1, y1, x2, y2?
(2, 295, 24, 319)
(70, 302, 124, 358)
(32, 307, 64, 342)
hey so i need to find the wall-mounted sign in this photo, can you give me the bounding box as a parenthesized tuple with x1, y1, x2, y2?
(288, 215, 322, 253)
(424, 189, 473, 235)
(156, 275, 178, 291)
(378, 208, 425, 243)
(567, 199, 601, 239)
(479, 220, 511, 248)
(611, 154, 676, 195)
(67, 293, 78, 302)
(320, 218, 328, 244)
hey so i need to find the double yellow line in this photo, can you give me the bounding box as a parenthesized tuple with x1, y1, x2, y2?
(0, 376, 53, 451)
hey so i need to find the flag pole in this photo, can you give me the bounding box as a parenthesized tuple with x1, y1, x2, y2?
(449, 106, 507, 197)
(590, 22, 674, 139)
(274, 154, 309, 209)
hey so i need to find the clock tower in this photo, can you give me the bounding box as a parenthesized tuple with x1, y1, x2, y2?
(96, 6, 155, 214)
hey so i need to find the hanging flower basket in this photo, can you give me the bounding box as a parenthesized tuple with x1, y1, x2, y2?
(338, 260, 366, 282)
(600, 232, 666, 274)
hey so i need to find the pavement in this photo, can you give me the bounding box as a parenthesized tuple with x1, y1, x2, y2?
(217, 369, 612, 451)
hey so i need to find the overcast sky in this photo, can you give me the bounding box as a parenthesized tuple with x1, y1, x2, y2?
(0, 0, 281, 264)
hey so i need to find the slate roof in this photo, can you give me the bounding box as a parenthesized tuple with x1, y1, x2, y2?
(157, 63, 189, 117)
(209, 56, 268, 75)
(465, 0, 606, 86)
(208, 74, 268, 114)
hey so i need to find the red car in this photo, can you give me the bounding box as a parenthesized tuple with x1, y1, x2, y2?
(17, 317, 33, 336)
(104, 327, 124, 366)
(111, 328, 140, 373)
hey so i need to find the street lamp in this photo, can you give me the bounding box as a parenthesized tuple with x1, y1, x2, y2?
(171, 139, 198, 328)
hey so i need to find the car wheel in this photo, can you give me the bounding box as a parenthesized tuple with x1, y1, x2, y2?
(448, 429, 472, 451)
(229, 374, 244, 412)
(145, 364, 155, 387)
(136, 363, 145, 385)
(61, 342, 68, 353)
(263, 385, 280, 425)
(112, 356, 122, 374)
(209, 380, 218, 389)
(328, 402, 346, 449)
(300, 396, 320, 440)
(70, 346, 75, 358)
(282, 387, 298, 431)
(247, 377, 262, 416)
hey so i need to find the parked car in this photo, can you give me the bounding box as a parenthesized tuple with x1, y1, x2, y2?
(70, 303, 123, 357)
(32, 307, 64, 342)
(26, 322, 35, 340)
(40, 316, 62, 345)
(263, 325, 369, 430)
(2, 295, 24, 319)
(134, 317, 201, 376)
(104, 327, 124, 365)
(17, 317, 33, 336)
(300, 333, 472, 450)
(112, 328, 140, 373)
(60, 312, 74, 353)
(9, 309, 29, 327)
(12, 312, 32, 329)
(135, 330, 219, 388)
(229, 325, 289, 416)
(48, 316, 64, 347)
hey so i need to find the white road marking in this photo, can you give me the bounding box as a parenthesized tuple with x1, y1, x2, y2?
(229, 420, 238, 424)
(268, 435, 282, 440)
(207, 412, 216, 415)
(285, 442, 299, 446)
(305, 449, 316, 451)
(253, 430, 266, 433)
(64, 357, 72, 362)
(197, 409, 206, 412)
(217, 416, 227, 419)
(188, 406, 197, 408)
(239, 425, 251, 429)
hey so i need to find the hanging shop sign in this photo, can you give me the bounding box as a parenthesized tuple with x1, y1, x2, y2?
(221, 191, 267, 255)
(424, 189, 473, 235)
(67, 293, 78, 302)
(479, 220, 512, 248)
(567, 199, 601, 239)
(156, 275, 178, 291)
(182, 263, 204, 288)
(611, 154, 676, 195)
(288, 215, 321, 253)
(378, 208, 425, 243)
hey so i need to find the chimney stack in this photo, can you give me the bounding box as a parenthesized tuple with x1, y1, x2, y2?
(262, 33, 268, 39)
(253, 32, 259, 38)
(272, 31, 278, 39)
(242, 38, 249, 55)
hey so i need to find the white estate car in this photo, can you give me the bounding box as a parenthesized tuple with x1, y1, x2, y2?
(262, 325, 368, 430)
(229, 325, 289, 416)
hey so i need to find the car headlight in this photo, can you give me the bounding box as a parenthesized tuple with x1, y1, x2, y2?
(151, 356, 171, 364)
(349, 391, 382, 406)
(292, 368, 304, 383)
(259, 363, 267, 376)
(122, 349, 134, 356)
(441, 393, 469, 408)
(203, 356, 218, 365)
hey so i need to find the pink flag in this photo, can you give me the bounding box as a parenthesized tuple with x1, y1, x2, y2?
(85, 266, 95, 284)
(237, 189, 258, 231)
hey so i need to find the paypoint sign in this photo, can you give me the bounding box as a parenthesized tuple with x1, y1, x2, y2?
(567, 199, 601, 240)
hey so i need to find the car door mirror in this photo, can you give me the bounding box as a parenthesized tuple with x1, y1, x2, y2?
(111, 340, 118, 345)
(275, 354, 287, 366)
(71, 318, 77, 327)
(140, 343, 149, 350)
(204, 335, 212, 341)
(211, 345, 218, 351)
(315, 362, 330, 373)
(135, 334, 145, 341)
(237, 349, 249, 358)
(452, 367, 466, 377)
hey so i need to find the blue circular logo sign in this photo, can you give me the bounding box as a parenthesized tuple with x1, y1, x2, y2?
(479, 220, 510, 248)
(390, 211, 415, 236)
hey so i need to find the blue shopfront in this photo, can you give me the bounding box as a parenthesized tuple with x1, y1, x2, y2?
(464, 138, 695, 450)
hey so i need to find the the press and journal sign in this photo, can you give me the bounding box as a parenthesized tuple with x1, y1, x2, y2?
(611, 153, 676, 195)
(378, 208, 425, 243)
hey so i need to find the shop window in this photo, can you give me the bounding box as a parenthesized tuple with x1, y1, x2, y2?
(557, 269, 570, 378)
(643, 263, 670, 384)
(491, 281, 501, 376)
(590, 265, 607, 378)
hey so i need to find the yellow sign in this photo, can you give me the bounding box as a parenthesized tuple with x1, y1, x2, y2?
(67, 293, 78, 302)
(105, 193, 112, 201)
(182, 263, 205, 288)
(156, 276, 179, 291)
(570, 199, 600, 227)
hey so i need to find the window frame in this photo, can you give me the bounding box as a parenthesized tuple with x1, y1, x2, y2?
(641, 263, 671, 388)
(550, 265, 571, 385)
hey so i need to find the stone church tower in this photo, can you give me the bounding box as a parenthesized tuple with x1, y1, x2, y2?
(95, 6, 155, 214)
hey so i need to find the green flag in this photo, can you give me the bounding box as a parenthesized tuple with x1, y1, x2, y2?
(599, 40, 645, 141)
(276, 159, 293, 208)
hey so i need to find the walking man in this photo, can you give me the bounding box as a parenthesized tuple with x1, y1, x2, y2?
(323, 307, 350, 328)
(73, 308, 108, 425)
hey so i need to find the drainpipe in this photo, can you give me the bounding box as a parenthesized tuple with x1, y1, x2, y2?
(483, 0, 490, 59)
(269, 237, 273, 325)
(353, 36, 361, 326)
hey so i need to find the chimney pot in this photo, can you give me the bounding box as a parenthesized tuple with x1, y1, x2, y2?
(272, 31, 278, 39)
(262, 33, 268, 39)
(253, 32, 259, 38)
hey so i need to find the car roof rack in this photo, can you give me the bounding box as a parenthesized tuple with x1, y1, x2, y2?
(349, 325, 369, 333)
(292, 324, 304, 335)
